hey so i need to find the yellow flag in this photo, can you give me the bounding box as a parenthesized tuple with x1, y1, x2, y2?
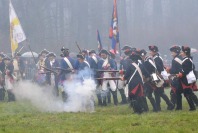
(9, 1, 26, 53)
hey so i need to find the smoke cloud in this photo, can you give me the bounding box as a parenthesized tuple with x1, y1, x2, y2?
(13, 69, 96, 113)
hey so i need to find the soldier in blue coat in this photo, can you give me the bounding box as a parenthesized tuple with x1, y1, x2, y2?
(118, 46, 135, 104)
(45, 52, 60, 96)
(89, 50, 102, 106)
(121, 52, 145, 114)
(98, 49, 118, 106)
(60, 47, 76, 81)
(76, 54, 90, 70)
(149, 45, 174, 111)
(59, 47, 76, 102)
(137, 49, 158, 112)
(167, 45, 183, 110)
(177, 46, 197, 111)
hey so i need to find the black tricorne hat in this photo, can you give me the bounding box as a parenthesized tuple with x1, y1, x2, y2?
(182, 46, 191, 55)
(40, 49, 49, 54)
(47, 52, 56, 57)
(136, 49, 147, 56)
(82, 49, 88, 54)
(89, 50, 96, 55)
(61, 47, 69, 52)
(121, 45, 132, 50)
(77, 54, 85, 59)
(99, 49, 110, 56)
(148, 45, 158, 52)
(129, 51, 140, 61)
(170, 45, 181, 54)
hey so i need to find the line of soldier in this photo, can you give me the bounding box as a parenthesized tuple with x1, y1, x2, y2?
(0, 52, 25, 101)
(120, 45, 198, 113)
(34, 45, 198, 113)
(0, 45, 197, 114)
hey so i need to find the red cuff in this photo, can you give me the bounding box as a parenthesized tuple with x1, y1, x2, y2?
(178, 72, 183, 78)
(166, 67, 170, 73)
(119, 70, 124, 75)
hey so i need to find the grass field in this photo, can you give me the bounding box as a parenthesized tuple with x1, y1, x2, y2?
(0, 89, 198, 133)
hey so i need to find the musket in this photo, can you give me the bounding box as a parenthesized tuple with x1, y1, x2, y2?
(16, 45, 25, 54)
(26, 40, 37, 65)
(95, 77, 121, 80)
(76, 41, 82, 53)
(38, 71, 51, 74)
(40, 65, 58, 74)
(95, 70, 124, 73)
(54, 67, 73, 72)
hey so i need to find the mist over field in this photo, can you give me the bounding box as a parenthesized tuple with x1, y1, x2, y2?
(0, 0, 198, 57)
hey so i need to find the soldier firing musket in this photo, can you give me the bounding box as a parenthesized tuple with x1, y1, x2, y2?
(59, 46, 77, 102)
(97, 49, 118, 106)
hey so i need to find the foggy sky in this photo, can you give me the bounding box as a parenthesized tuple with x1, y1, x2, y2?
(0, 0, 198, 55)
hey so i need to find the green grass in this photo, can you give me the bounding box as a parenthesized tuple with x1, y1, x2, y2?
(0, 89, 198, 133)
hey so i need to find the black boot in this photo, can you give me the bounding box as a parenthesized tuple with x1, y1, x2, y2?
(97, 94, 102, 106)
(141, 97, 149, 112)
(131, 98, 143, 114)
(191, 93, 198, 107)
(148, 97, 158, 112)
(161, 93, 174, 110)
(0, 88, 5, 101)
(112, 91, 118, 106)
(186, 96, 196, 111)
(102, 97, 107, 106)
(154, 92, 161, 111)
(119, 89, 127, 104)
(175, 92, 182, 110)
(107, 90, 111, 104)
(170, 90, 177, 107)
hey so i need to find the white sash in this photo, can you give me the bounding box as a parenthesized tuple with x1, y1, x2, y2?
(102, 59, 109, 68)
(84, 61, 90, 68)
(132, 63, 144, 82)
(92, 56, 98, 64)
(64, 57, 73, 69)
(148, 59, 157, 69)
(174, 57, 182, 65)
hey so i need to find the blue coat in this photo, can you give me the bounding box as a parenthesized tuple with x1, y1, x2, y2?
(60, 57, 76, 80)
(124, 61, 144, 97)
(180, 57, 195, 87)
(97, 58, 117, 70)
(153, 54, 165, 74)
(45, 59, 60, 86)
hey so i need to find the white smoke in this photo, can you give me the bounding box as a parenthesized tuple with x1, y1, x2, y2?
(13, 69, 97, 113)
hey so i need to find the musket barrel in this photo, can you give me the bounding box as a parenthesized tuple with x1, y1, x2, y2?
(95, 77, 121, 80)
